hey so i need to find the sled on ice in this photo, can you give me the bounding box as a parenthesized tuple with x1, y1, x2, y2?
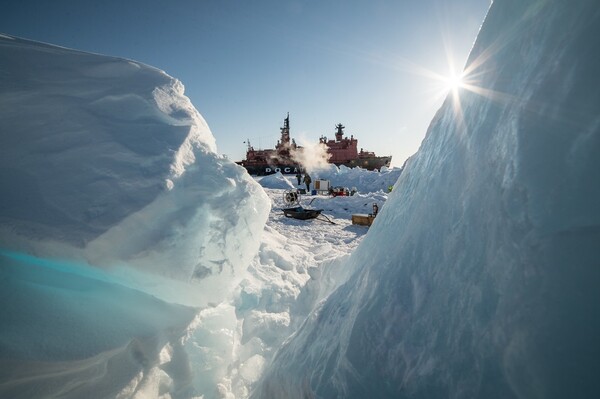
(282, 206, 323, 220)
(281, 189, 334, 223)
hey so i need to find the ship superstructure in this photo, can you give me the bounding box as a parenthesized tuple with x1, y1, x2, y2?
(320, 123, 392, 170)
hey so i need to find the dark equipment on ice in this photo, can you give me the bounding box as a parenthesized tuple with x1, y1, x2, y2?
(283, 206, 323, 220)
(281, 189, 335, 224)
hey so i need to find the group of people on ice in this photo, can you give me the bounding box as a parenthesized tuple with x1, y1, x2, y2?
(296, 171, 311, 192)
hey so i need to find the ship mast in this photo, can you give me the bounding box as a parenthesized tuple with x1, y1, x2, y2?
(280, 112, 291, 145)
(335, 123, 345, 142)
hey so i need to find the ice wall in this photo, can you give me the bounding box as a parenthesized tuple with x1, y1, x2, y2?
(0, 34, 269, 397)
(0, 250, 200, 398)
(254, 0, 600, 398)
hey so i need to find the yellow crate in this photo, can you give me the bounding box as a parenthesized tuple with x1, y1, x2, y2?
(352, 214, 375, 226)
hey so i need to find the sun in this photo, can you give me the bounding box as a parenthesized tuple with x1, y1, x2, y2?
(445, 71, 465, 92)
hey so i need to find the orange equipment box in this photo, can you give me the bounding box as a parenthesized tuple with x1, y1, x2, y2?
(351, 214, 376, 226)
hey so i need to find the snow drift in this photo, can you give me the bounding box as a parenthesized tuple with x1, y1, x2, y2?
(0, 34, 269, 397)
(257, 172, 295, 190)
(254, 0, 600, 398)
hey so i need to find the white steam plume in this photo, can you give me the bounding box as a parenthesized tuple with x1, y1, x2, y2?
(290, 137, 331, 173)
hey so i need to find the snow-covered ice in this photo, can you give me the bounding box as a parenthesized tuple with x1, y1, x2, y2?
(0, 35, 269, 300)
(0, 34, 273, 398)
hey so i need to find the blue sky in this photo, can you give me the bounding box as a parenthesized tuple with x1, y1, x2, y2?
(2, 0, 490, 166)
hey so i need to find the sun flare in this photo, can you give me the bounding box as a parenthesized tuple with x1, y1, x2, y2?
(445, 72, 465, 92)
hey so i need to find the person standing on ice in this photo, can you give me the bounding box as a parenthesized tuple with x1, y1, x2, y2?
(296, 171, 302, 186)
(303, 173, 312, 192)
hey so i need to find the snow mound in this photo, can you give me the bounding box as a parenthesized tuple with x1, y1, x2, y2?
(312, 164, 401, 194)
(254, 1, 600, 398)
(257, 172, 295, 189)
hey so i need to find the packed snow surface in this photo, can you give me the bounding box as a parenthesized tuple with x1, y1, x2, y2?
(254, 0, 600, 398)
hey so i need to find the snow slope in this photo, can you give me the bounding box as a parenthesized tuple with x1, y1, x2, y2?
(254, 0, 600, 398)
